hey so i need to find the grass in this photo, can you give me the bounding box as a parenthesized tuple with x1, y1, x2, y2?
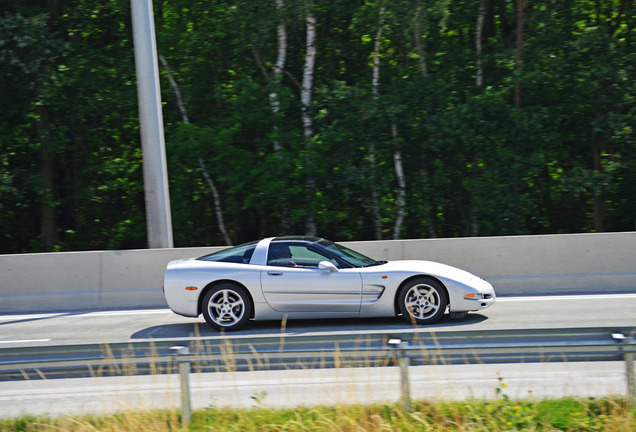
(1, 397, 634, 432)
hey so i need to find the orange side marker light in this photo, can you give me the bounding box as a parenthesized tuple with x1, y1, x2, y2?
(185, 286, 198, 291)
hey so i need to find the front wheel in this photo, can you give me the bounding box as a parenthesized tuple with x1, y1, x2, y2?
(201, 283, 252, 331)
(397, 277, 448, 325)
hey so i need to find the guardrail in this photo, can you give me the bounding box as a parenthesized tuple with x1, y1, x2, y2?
(1, 327, 635, 420)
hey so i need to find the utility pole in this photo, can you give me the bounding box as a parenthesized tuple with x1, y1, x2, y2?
(130, 0, 173, 248)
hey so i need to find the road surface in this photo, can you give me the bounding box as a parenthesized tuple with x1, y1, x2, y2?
(1, 294, 635, 348)
(1, 294, 635, 419)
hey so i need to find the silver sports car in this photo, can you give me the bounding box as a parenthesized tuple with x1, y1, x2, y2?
(163, 236, 496, 331)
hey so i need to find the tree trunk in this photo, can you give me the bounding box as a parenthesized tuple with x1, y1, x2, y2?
(302, 0, 317, 236)
(251, 2, 291, 232)
(413, 2, 428, 78)
(420, 169, 437, 238)
(475, 0, 487, 88)
(198, 158, 232, 245)
(159, 54, 232, 245)
(592, 143, 605, 231)
(371, 5, 384, 95)
(591, 78, 606, 232)
(514, 0, 524, 109)
(37, 5, 62, 251)
(368, 3, 387, 240)
(413, 1, 437, 238)
(301, 0, 316, 144)
(37, 104, 59, 250)
(272, 0, 290, 232)
(468, 1, 489, 237)
(392, 124, 406, 240)
(269, 0, 287, 152)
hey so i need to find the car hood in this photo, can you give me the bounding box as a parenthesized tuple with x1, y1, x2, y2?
(167, 257, 196, 267)
(372, 260, 481, 284)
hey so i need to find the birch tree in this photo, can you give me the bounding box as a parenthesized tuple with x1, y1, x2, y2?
(251, 0, 290, 231)
(301, 0, 316, 144)
(468, 0, 489, 237)
(270, 0, 287, 152)
(413, 1, 428, 78)
(159, 54, 232, 246)
(273, 0, 291, 232)
(369, 2, 407, 239)
(514, 0, 525, 109)
(369, 2, 386, 240)
(475, 0, 487, 88)
(392, 124, 406, 240)
(301, 0, 318, 236)
(412, 0, 438, 237)
(3, 0, 636, 252)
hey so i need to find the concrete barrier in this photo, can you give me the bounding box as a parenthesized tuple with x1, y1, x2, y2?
(347, 232, 636, 297)
(0, 247, 221, 314)
(0, 232, 635, 313)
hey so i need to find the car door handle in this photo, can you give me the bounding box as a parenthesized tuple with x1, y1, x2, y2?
(267, 271, 283, 276)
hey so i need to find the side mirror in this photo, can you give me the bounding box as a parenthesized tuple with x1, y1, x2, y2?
(318, 261, 338, 272)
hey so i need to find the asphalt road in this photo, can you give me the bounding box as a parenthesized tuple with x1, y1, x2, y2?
(1, 293, 636, 348)
(1, 293, 636, 419)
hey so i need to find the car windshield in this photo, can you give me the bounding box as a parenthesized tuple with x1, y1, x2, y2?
(197, 241, 257, 263)
(317, 239, 381, 267)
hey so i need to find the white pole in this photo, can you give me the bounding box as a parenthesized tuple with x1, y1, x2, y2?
(130, 0, 173, 248)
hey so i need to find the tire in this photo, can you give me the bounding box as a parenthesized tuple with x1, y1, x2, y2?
(397, 277, 448, 325)
(201, 283, 252, 331)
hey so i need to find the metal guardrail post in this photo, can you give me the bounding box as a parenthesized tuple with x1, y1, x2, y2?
(389, 338, 411, 412)
(171, 346, 192, 424)
(624, 339, 635, 407)
(611, 333, 635, 407)
(627, 347, 635, 408)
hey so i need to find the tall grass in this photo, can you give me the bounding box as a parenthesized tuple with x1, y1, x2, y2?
(1, 397, 634, 432)
(3, 328, 635, 431)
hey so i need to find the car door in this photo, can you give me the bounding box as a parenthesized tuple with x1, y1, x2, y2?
(260, 242, 363, 312)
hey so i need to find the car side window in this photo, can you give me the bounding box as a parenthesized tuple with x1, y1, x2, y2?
(267, 244, 339, 268)
(199, 243, 255, 264)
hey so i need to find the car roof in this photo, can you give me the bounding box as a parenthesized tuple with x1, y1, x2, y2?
(271, 236, 322, 243)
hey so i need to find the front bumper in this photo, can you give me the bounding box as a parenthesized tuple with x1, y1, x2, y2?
(448, 278, 496, 312)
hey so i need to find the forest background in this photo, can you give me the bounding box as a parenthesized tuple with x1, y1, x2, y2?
(1, 0, 635, 254)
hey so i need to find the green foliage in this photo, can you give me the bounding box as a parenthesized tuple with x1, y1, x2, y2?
(1, 0, 636, 252)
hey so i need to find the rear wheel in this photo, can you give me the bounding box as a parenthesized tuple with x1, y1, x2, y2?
(397, 277, 447, 325)
(201, 283, 252, 331)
